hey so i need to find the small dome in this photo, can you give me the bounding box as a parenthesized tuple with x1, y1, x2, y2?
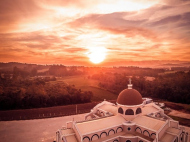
(117, 89, 143, 105)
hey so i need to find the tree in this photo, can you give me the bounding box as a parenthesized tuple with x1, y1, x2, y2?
(31, 68, 37, 76)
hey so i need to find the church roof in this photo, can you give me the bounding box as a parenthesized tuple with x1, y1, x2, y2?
(117, 89, 143, 105)
(76, 115, 126, 135)
(133, 115, 165, 131)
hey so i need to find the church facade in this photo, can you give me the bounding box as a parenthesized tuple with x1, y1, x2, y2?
(55, 81, 189, 142)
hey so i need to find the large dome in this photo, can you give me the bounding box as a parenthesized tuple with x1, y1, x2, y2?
(117, 89, 143, 105)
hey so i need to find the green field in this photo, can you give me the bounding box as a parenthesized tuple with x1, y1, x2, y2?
(37, 68, 49, 73)
(168, 115, 190, 127)
(50, 76, 117, 102)
(159, 70, 189, 75)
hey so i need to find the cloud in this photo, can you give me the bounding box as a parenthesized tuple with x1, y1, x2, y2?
(63, 47, 88, 53)
(70, 12, 144, 28)
(161, 0, 190, 5)
(0, 0, 190, 65)
(0, 0, 51, 32)
(148, 15, 181, 27)
(69, 12, 159, 42)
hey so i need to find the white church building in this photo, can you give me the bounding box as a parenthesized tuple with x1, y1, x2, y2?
(55, 80, 189, 142)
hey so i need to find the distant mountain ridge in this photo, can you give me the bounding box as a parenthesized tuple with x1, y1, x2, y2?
(114, 60, 190, 68)
(0, 60, 190, 69)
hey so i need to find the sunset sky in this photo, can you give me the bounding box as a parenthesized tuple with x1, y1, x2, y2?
(0, 0, 190, 66)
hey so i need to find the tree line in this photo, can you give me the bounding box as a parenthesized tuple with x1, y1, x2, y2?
(91, 71, 190, 104)
(0, 78, 93, 110)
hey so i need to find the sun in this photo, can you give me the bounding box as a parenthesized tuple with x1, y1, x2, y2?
(87, 47, 107, 64)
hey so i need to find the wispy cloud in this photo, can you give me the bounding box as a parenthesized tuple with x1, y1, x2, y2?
(0, 0, 189, 65)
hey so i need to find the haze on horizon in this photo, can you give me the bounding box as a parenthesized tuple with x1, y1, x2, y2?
(0, 0, 190, 66)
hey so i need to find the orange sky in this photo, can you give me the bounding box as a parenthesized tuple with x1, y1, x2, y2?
(0, 0, 190, 66)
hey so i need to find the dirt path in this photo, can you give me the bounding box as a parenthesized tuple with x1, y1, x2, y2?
(168, 109, 190, 119)
(0, 113, 86, 142)
(0, 102, 100, 121)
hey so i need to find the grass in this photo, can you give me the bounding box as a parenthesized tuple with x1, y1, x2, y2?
(157, 100, 190, 126)
(61, 76, 98, 87)
(153, 98, 190, 113)
(37, 68, 49, 73)
(158, 71, 177, 75)
(80, 86, 117, 101)
(50, 76, 117, 102)
(169, 115, 190, 127)
(159, 70, 189, 76)
(163, 101, 190, 113)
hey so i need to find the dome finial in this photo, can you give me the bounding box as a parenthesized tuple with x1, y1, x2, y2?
(129, 78, 132, 84)
(128, 78, 133, 89)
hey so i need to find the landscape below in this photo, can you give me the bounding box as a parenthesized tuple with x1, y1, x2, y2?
(0, 62, 189, 126)
(0, 62, 189, 110)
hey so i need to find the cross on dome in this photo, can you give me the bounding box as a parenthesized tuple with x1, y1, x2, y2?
(129, 78, 132, 84)
(128, 78, 133, 89)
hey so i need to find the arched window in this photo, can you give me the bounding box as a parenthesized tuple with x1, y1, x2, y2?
(180, 133, 183, 142)
(91, 134, 99, 141)
(101, 112, 105, 116)
(57, 131, 61, 142)
(125, 109, 134, 115)
(100, 132, 107, 138)
(151, 133, 156, 139)
(143, 130, 150, 137)
(108, 129, 115, 135)
(97, 110, 100, 114)
(136, 108, 142, 114)
(126, 140, 131, 142)
(155, 113, 161, 117)
(135, 127, 142, 133)
(116, 127, 123, 133)
(83, 136, 90, 142)
(86, 115, 92, 120)
(118, 107, 123, 114)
